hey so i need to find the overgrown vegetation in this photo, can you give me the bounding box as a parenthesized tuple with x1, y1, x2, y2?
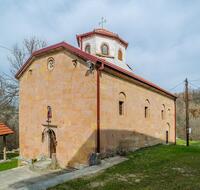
(176, 89, 200, 140)
(49, 142, 200, 190)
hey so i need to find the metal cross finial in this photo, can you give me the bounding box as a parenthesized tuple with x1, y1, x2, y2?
(99, 17, 106, 28)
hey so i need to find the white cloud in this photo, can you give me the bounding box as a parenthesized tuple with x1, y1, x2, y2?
(0, 0, 200, 91)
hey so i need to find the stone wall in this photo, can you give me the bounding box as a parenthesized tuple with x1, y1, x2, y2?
(19, 50, 97, 168)
(18, 49, 175, 168)
(99, 70, 175, 154)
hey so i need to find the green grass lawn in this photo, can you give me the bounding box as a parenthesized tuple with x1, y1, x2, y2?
(0, 152, 19, 172)
(49, 141, 200, 190)
(177, 138, 200, 147)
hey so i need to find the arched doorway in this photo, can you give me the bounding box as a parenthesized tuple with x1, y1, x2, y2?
(166, 123, 170, 144)
(42, 128, 57, 158)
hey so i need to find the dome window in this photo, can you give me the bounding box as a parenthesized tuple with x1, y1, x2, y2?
(101, 43, 109, 55)
(85, 44, 91, 54)
(118, 49, 123, 61)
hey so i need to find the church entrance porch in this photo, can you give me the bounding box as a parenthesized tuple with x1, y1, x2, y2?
(41, 106, 57, 159)
(48, 129, 57, 158)
(42, 127, 57, 159)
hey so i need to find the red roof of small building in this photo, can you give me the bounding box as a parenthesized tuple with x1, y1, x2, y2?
(0, 123, 14, 136)
(76, 28, 128, 48)
(15, 41, 176, 99)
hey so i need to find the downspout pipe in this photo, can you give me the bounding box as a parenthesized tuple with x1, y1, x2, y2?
(96, 61, 104, 153)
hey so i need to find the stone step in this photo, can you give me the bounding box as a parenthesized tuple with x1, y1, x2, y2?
(30, 159, 52, 172)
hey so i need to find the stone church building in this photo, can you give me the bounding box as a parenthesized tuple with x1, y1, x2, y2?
(16, 28, 176, 168)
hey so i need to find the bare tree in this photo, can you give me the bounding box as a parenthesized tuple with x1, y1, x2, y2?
(1, 36, 47, 106)
(1, 36, 47, 107)
(24, 37, 47, 56)
(0, 37, 47, 151)
(8, 36, 47, 77)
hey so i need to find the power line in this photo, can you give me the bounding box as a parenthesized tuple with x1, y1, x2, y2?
(189, 82, 200, 90)
(169, 81, 184, 91)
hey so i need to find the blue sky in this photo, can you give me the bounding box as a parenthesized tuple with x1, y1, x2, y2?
(0, 0, 200, 92)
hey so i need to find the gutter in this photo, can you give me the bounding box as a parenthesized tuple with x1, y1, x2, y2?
(15, 41, 177, 100)
(96, 61, 104, 153)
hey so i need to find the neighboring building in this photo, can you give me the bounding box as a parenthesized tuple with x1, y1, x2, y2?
(0, 123, 14, 160)
(16, 28, 176, 168)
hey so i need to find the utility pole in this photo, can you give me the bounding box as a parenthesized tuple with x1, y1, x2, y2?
(185, 78, 190, 146)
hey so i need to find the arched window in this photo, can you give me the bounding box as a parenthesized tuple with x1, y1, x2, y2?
(161, 104, 166, 120)
(145, 99, 150, 118)
(118, 49, 123, 61)
(101, 43, 109, 55)
(85, 44, 91, 54)
(119, 92, 126, 116)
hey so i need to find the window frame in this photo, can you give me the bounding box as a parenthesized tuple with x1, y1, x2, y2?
(119, 92, 126, 116)
(101, 43, 109, 56)
(144, 99, 150, 119)
(119, 101, 124, 115)
(161, 110, 164, 120)
(85, 44, 91, 54)
(161, 104, 166, 120)
(118, 49, 123, 61)
(145, 106, 149, 118)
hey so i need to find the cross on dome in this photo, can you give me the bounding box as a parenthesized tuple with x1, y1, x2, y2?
(99, 17, 106, 28)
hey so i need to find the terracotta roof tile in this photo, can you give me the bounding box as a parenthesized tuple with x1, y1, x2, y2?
(15, 41, 176, 99)
(0, 123, 14, 136)
(76, 28, 128, 48)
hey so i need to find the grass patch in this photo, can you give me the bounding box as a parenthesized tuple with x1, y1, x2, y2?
(0, 159, 18, 172)
(0, 152, 19, 172)
(49, 142, 200, 190)
(177, 138, 200, 147)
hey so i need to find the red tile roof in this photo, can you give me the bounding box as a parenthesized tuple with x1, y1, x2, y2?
(15, 41, 176, 99)
(0, 123, 14, 136)
(76, 28, 128, 48)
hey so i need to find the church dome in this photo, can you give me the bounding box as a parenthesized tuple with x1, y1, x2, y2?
(76, 28, 128, 49)
(76, 28, 130, 71)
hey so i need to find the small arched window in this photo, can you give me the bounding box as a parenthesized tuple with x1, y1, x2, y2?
(85, 44, 91, 54)
(167, 108, 171, 116)
(161, 104, 166, 120)
(119, 92, 126, 116)
(118, 49, 123, 61)
(101, 43, 109, 55)
(145, 99, 150, 118)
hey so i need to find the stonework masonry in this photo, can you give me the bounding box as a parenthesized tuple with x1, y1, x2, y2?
(19, 49, 175, 168)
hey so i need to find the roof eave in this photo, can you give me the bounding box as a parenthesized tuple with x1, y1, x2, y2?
(102, 61, 176, 99)
(15, 41, 176, 99)
(15, 42, 66, 79)
(76, 32, 128, 49)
